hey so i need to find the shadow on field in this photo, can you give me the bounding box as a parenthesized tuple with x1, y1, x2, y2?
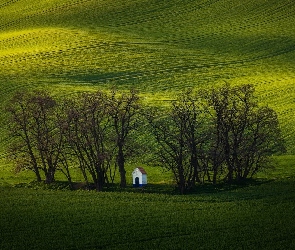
(118, 179, 275, 195)
(13, 178, 275, 196)
(75, 178, 275, 196)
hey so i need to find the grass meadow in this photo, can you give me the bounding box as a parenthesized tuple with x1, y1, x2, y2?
(1, 0, 295, 249)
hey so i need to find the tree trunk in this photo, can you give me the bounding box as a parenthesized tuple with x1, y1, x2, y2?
(212, 159, 219, 184)
(212, 170, 217, 185)
(45, 167, 55, 184)
(95, 180, 103, 192)
(224, 131, 233, 183)
(178, 163, 186, 195)
(34, 166, 42, 182)
(191, 148, 201, 184)
(64, 166, 73, 189)
(118, 145, 126, 188)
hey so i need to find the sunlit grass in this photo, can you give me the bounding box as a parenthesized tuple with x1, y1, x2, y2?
(0, 0, 295, 154)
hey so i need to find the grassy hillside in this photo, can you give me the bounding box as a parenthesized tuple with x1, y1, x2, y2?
(1, 2, 295, 248)
(1, 0, 295, 153)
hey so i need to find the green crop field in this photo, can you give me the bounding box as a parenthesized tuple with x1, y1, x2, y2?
(0, 0, 295, 151)
(1, 0, 295, 249)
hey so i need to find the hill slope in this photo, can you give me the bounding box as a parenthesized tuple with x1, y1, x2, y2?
(1, 0, 295, 151)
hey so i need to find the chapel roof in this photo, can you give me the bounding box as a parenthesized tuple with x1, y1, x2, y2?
(137, 167, 147, 175)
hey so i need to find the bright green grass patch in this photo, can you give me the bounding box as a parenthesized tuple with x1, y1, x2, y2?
(256, 155, 295, 180)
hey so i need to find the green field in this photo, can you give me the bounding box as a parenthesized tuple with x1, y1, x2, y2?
(0, 153, 294, 249)
(1, 157, 295, 250)
(1, 0, 295, 151)
(1, 0, 295, 249)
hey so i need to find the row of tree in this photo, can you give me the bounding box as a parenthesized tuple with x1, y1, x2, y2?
(6, 84, 285, 193)
(6, 89, 140, 191)
(147, 84, 285, 193)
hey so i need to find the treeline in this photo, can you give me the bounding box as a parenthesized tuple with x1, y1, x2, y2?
(5, 84, 285, 193)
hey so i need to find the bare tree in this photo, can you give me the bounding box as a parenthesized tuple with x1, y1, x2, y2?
(64, 91, 113, 191)
(6, 91, 42, 182)
(145, 106, 189, 194)
(145, 90, 207, 194)
(205, 83, 285, 182)
(171, 90, 210, 187)
(147, 84, 285, 192)
(6, 90, 66, 184)
(237, 106, 285, 179)
(109, 89, 141, 188)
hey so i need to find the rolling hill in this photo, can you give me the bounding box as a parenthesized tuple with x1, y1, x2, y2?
(1, 0, 295, 153)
